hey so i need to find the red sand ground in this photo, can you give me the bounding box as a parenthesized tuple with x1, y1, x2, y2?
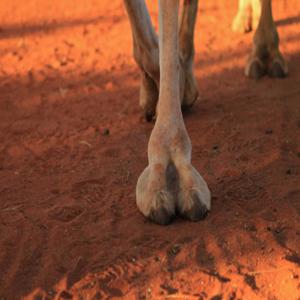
(0, 0, 300, 299)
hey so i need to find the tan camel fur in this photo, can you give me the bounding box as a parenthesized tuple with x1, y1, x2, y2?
(124, 0, 287, 225)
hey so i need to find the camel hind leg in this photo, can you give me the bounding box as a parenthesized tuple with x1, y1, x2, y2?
(232, 0, 262, 33)
(179, 0, 200, 109)
(124, 0, 159, 121)
(246, 0, 288, 79)
(232, 0, 253, 33)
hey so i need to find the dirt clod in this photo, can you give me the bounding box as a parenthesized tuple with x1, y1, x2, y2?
(103, 128, 110, 136)
(244, 274, 258, 291)
(160, 284, 178, 295)
(265, 129, 273, 134)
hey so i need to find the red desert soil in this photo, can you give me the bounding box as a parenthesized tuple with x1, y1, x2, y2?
(0, 0, 300, 299)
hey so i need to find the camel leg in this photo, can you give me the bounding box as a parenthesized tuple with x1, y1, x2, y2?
(251, 0, 262, 30)
(245, 0, 288, 79)
(136, 0, 211, 225)
(232, 0, 253, 33)
(179, 0, 199, 109)
(232, 0, 262, 33)
(123, 0, 159, 121)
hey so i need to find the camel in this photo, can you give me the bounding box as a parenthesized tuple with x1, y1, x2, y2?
(123, 0, 287, 225)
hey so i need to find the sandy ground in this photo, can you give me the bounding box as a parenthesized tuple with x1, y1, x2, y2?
(0, 0, 300, 299)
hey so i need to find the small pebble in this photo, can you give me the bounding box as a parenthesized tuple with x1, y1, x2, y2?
(170, 244, 181, 255)
(103, 128, 110, 136)
(286, 169, 292, 175)
(48, 290, 56, 297)
(59, 291, 73, 299)
(265, 129, 273, 134)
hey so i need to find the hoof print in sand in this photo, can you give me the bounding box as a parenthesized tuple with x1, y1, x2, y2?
(48, 205, 84, 222)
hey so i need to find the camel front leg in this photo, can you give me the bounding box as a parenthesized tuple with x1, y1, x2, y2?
(136, 0, 211, 225)
(246, 0, 288, 79)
